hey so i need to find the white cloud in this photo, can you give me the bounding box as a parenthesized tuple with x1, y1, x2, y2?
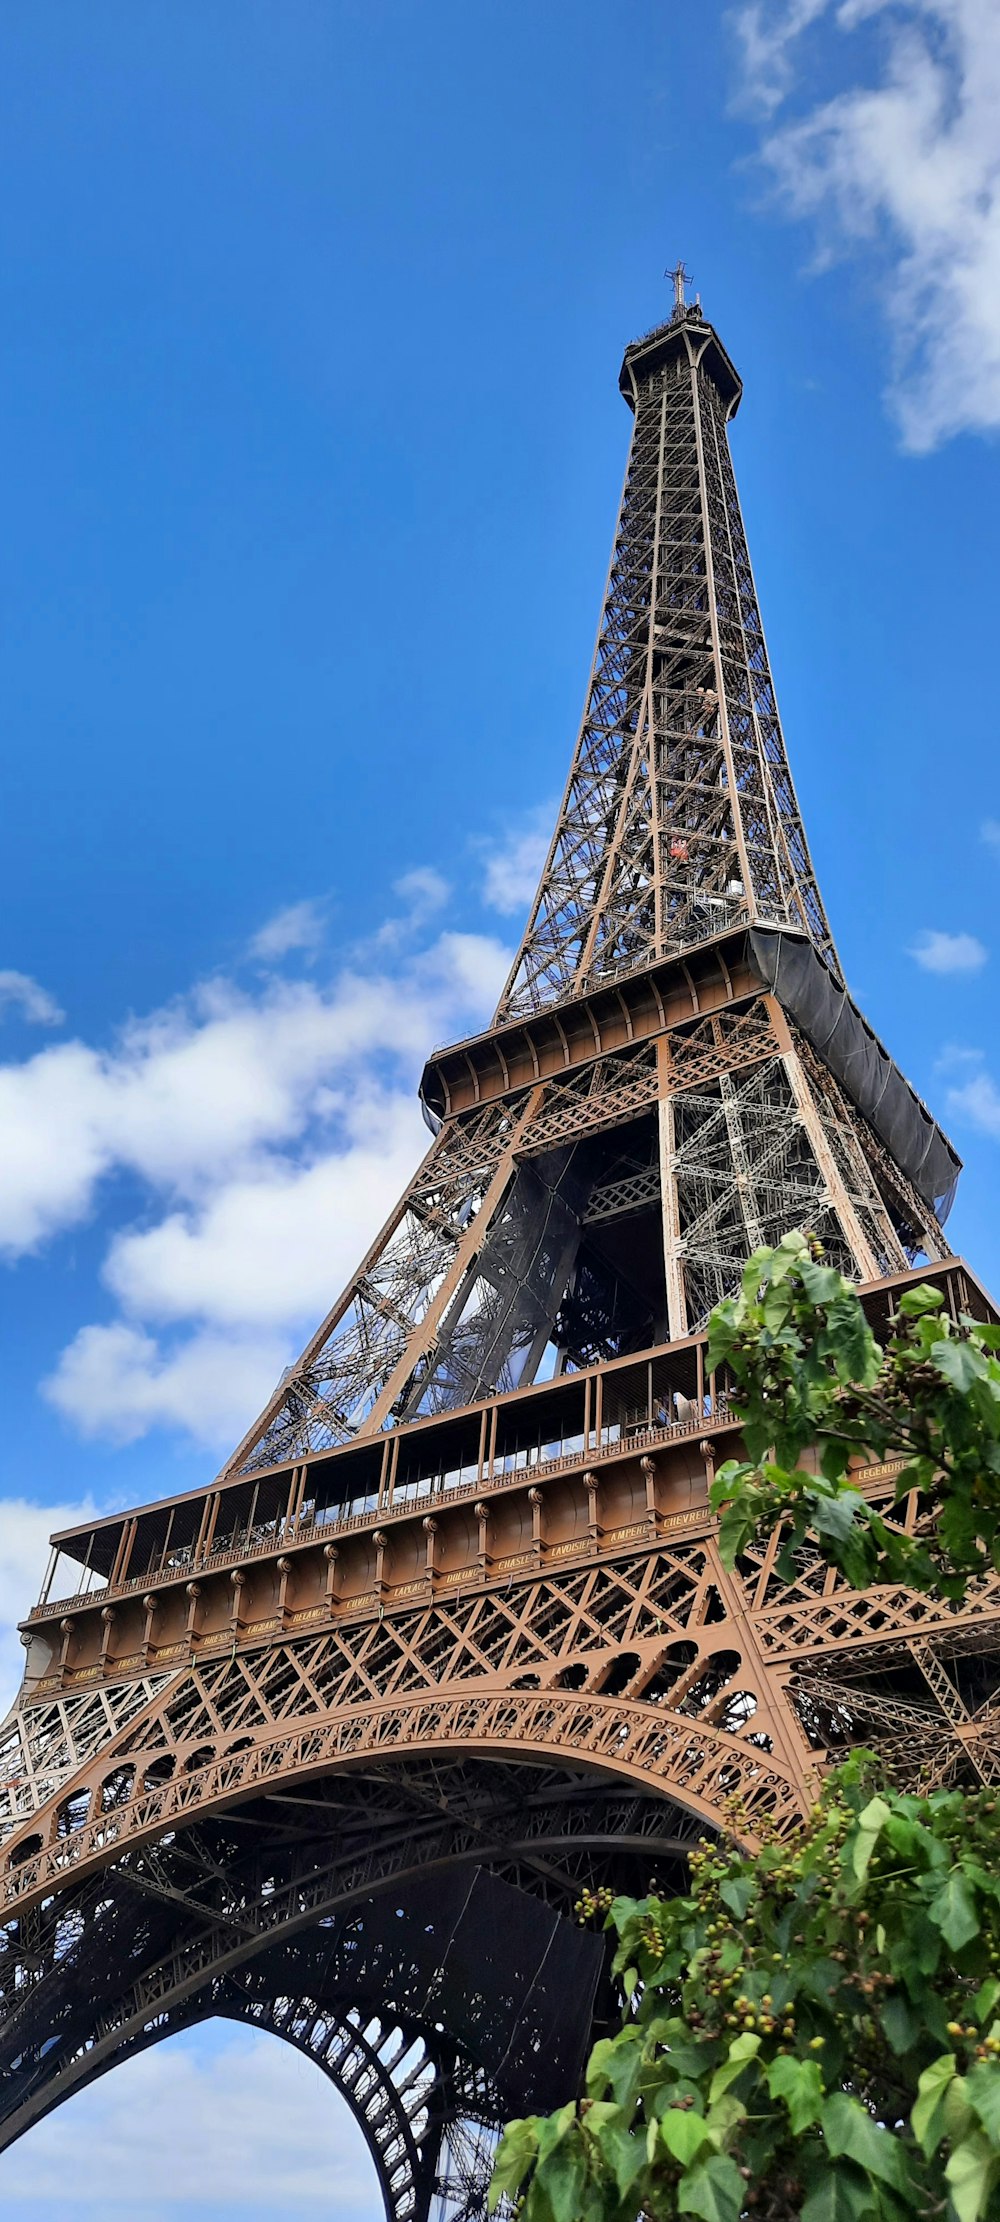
(43, 1323, 292, 1451)
(736, 0, 829, 113)
(909, 928, 987, 974)
(946, 1065, 1000, 1139)
(737, 1, 1000, 448)
(0, 1497, 96, 1712)
(480, 805, 554, 918)
(101, 1096, 422, 1331)
(982, 819, 1000, 854)
(8, 917, 510, 1451)
(0, 2025, 376, 2219)
(0, 970, 64, 1026)
(393, 865, 450, 918)
(249, 899, 326, 962)
(0, 935, 509, 1259)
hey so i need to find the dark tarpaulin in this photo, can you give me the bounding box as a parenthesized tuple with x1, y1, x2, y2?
(749, 927, 961, 1223)
(248, 1865, 606, 2114)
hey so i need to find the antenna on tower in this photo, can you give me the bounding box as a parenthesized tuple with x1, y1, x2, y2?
(665, 260, 691, 319)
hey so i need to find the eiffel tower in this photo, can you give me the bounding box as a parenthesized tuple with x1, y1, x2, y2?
(2, 277, 997, 2220)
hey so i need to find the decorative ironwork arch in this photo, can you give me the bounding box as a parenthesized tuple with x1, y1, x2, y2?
(0, 1758, 700, 2170)
(0, 1682, 804, 1919)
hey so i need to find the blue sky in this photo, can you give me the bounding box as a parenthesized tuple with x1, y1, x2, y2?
(1, 2, 999, 2214)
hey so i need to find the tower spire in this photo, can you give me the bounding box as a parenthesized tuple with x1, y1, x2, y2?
(495, 304, 837, 1025)
(666, 258, 691, 317)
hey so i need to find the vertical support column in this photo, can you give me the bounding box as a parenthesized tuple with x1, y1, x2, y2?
(766, 998, 882, 1281)
(99, 1607, 116, 1672)
(718, 1072, 767, 1258)
(476, 1406, 489, 1489)
(584, 1471, 600, 1550)
(386, 1434, 400, 1510)
(640, 1455, 658, 1538)
(229, 1571, 245, 1639)
(656, 1037, 688, 1340)
(142, 1593, 159, 1664)
(528, 1486, 545, 1569)
(200, 1493, 222, 1566)
(185, 1582, 202, 1650)
(323, 1543, 340, 1613)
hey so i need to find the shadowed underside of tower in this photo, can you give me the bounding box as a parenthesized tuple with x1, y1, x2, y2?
(1, 290, 995, 2222)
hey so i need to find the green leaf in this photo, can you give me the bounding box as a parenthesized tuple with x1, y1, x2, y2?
(709, 1459, 750, 1511)
(676, 2151, 745, 2222)
(799, 1257, 846, 1304)
(489, 2117, 539, 2209)
(897, 1284, 945, 1316)
(811, 1488, 866, 1545)
(536, 2132, 587, 2222)
(823, 1291, 880, 1387)
(718, 1874, 754, 1919)
(591, 2030, 643, 2107)
(821, 2092, 907, 2188)
(879, 1993, 921, 2055)
(933, 1337, 995, 1395)
(965, 2059, 1000, 2144)
(851, 1795, 892, 1880)
(767, 2053, 825, 2133)
(911, 2053, 957, 2159)
(800, 2164, 877, 2222)
(595, 2119, 647, 2200)
(975, 1977, 1000, 2024)
(928, 1868, 981, 1951)
(708, 2031, 761, 2103)
(705, 2093, 748, 2140)
(660, 2109, 713, 2167)
(717, 1499, 755, 1572)
(945, 2131, 1000, 2222)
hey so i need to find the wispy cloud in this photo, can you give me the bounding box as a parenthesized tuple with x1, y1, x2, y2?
(0, 908, 510, 1450)
(393, 865, 450, 918)
(982, 819, 1000, 855)
(935, 1043, 1000, 1140)
(0, 2025, 375, 2219)
(249, 899, 326, 963)
(0, 1496, 96, 1709)
(734, 2, 1000, 448)
(947, 1068, 1000, 1140)
(0, 969, 64, 1026)
(909, 929, 987, 975)
(479, 804, 554, 918)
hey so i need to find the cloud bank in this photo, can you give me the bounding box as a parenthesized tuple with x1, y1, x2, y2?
(0, 2026, 375, 2220)
(736, 1, 1000, 448)
(0, 894, 510, 1455)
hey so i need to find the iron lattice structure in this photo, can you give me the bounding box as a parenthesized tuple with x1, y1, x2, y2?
(0, 288, 993, 2220)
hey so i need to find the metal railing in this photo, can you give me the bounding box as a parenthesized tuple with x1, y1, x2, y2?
(29, 1402, 731, 1623)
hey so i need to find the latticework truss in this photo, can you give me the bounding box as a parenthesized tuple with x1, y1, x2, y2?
(495, 308, 836, 1023)
(228, 986, 947, 1469)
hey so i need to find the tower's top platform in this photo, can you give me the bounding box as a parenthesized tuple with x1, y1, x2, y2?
(620, 308, 743, 420)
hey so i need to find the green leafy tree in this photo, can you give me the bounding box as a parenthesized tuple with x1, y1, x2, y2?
(706, 1230, 1000, 1599)
(490, 1236, 1000, 2222)
(491, 1763, 1000, 2221)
